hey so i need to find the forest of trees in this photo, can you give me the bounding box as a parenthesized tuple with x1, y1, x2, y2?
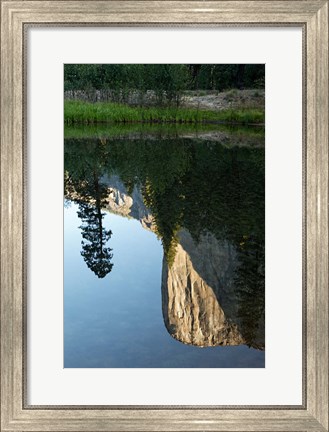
(64, 64, 265, 96)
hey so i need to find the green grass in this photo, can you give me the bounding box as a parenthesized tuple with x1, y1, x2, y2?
(64, 100, 265, 126)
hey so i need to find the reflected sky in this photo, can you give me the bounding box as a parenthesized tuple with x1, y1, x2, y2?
(64, 202, 265, 368)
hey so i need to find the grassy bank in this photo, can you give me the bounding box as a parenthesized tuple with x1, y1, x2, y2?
(64, 100, 264, 126)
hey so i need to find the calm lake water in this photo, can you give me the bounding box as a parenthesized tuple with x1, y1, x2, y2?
(64, 126, 265, 368)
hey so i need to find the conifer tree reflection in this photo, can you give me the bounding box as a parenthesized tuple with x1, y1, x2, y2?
(64, 138, 114, 278)
(76, 171, 113, 279)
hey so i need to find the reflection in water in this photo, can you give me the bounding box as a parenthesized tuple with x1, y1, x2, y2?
(162, 229, 264, 350)
(78, 199, 113, 279)
(67, 168, 114, 278)
(64, 129, 265, 354)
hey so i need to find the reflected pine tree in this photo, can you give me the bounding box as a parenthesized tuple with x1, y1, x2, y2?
(76, 172, 113, 279)
(64, 139, 114, 278)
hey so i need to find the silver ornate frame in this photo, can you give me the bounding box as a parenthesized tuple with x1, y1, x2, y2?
(1, 1, 328, 431)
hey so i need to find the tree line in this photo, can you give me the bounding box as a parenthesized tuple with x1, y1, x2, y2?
(64, 64, 265, 99)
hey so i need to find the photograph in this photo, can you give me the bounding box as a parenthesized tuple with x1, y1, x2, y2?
(63, 64, 265, 368)
(1, 0, 328, 429)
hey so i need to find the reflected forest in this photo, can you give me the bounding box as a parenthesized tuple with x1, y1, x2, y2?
(64, 64, 265, 368)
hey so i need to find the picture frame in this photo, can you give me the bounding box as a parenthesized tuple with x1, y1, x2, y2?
(1, 1, 328, 431)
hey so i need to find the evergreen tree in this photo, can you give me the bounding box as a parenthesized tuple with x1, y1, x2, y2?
(77, 171, 113, 278)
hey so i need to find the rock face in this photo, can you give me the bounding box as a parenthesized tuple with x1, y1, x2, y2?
(101, 175, 155, 231)
(162, 230, 265, 349)
(100, 176, 264, 350)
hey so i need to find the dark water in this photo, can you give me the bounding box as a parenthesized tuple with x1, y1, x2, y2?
(64, 126, 265, 368)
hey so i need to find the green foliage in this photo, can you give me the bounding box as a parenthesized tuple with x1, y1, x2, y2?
(64, 64, 189, 105)
(64, 64, 265, 94)
(64, 100, 264, 125)
(235, 237, 265, 348)
(187, 64, 265, 91)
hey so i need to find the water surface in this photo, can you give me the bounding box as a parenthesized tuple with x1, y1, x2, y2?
(64, 126, 265, 368)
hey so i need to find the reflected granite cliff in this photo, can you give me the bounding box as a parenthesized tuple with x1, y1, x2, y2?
(162, 229, 264, 349)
